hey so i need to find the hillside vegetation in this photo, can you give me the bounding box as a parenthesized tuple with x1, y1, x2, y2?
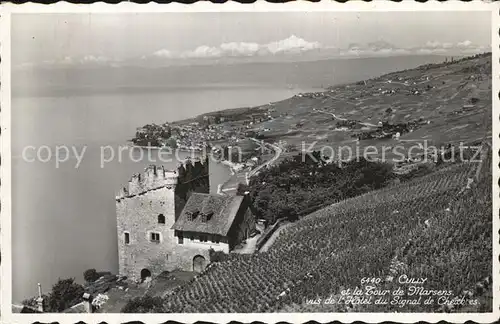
(255, 53, 491, 157)
(122, 54, 492, 313)
(122, 144, 491, 313)
(239, 152, 398, 224)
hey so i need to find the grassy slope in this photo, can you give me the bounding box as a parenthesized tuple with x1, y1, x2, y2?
(176, 54, 491, 164)
(159, 145, 491, 312)
(279, 146, 492, 313)
(247, 54, 491, 160)
(126, 54, 493, 313)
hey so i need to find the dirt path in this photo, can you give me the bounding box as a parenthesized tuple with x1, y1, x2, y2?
(219, 139, 282, 196)
(259, 222, 293, 253)
(219, 170, 248, 196)
(232, 234, 261, 254)
(313, 108, 379, 128)
(248, 138, 282, 177)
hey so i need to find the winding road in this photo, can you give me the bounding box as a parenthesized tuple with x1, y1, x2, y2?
(312, 108, 379, 128)
(218, 138, 282, 196)
(385, 79, 431, 87)
(248, 138, 282, 177)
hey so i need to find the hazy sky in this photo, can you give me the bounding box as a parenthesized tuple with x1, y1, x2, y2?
(12, 11, 491, 66)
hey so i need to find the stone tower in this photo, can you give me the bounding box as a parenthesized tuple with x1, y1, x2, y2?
(115, 165, 178, 281)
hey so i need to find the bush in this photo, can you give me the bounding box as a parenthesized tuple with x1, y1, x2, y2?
(209, 248, 228, 263)
(96, 271, 112, 278)
(83, 269, 100, 283)
(398, 163, 434, 182)
(47, 278, 85, 312)
(122, 296, 165, 313)
(236, 183, 249, 196)
(22, 294, 49, 310)
(158, 160, 488, 313)
(20, 278, 85, 313)
(246, 153, 396, 224)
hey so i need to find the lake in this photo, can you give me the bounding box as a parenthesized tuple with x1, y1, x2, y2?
(11, 87, 305, 302)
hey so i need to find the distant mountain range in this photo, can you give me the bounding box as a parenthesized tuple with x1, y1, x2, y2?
(14, 36, 490, 70)
(12, 55, 461, 97)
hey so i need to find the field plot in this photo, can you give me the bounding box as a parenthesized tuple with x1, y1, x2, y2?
(157, 149, 490, 313)
(266, 54, 491, 156)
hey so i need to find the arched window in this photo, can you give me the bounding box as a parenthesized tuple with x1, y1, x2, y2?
(158, 214, 165, 224)
(140, 269, 151, 281)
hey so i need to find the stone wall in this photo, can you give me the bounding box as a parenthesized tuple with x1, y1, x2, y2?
(228, 197, 256, 249)
(175, 231, 230, 254)
(116, 186, 177, 281)
(175, 157, 210, 219)
(116, 159, 211, 281)
(116, 165, 178, 199)
(168, 245, 212, 272)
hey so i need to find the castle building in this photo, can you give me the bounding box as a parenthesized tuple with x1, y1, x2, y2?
(116, 160, 255, 282)
(172, 193, 255, 263)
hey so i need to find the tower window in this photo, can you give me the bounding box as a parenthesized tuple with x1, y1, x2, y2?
(150, 232, 160, 243)
(201, 211, 214, 222)
(124, 232, 130, 244)
(187, 210, 199, 221)
(158, 214, 165, 224)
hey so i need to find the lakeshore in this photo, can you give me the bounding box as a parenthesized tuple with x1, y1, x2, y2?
(132, 53, 491, 163)
(12, 86, 294, 302)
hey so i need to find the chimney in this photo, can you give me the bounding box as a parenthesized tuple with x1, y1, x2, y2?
(82, 293, 93, 313)
(36, 283, 44, 312)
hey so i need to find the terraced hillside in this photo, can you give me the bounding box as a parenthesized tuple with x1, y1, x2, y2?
(149, 145, 491, 313)
(136, 53, 491, 164)
(276, 148, 492, 313)
(257, 53, 492, 161)
(122, 54, 493, 313)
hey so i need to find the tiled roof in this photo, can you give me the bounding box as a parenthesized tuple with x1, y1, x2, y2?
(172, 193, 245, 236)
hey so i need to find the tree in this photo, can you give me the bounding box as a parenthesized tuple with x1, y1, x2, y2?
(122, 296, 165, 313)
(165, 137, 177, 148)
(209, 248, 228, 263)
(83, 269, 99, 283)
(254, 189, 272, 220)
(160, 127, 172, 139)
(22, 294, 49, 310)
(47, 278, 85, 312)
(236, 183, 249, 196)
(266, 188, 289, 223)
(244, 150, 400, 225)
